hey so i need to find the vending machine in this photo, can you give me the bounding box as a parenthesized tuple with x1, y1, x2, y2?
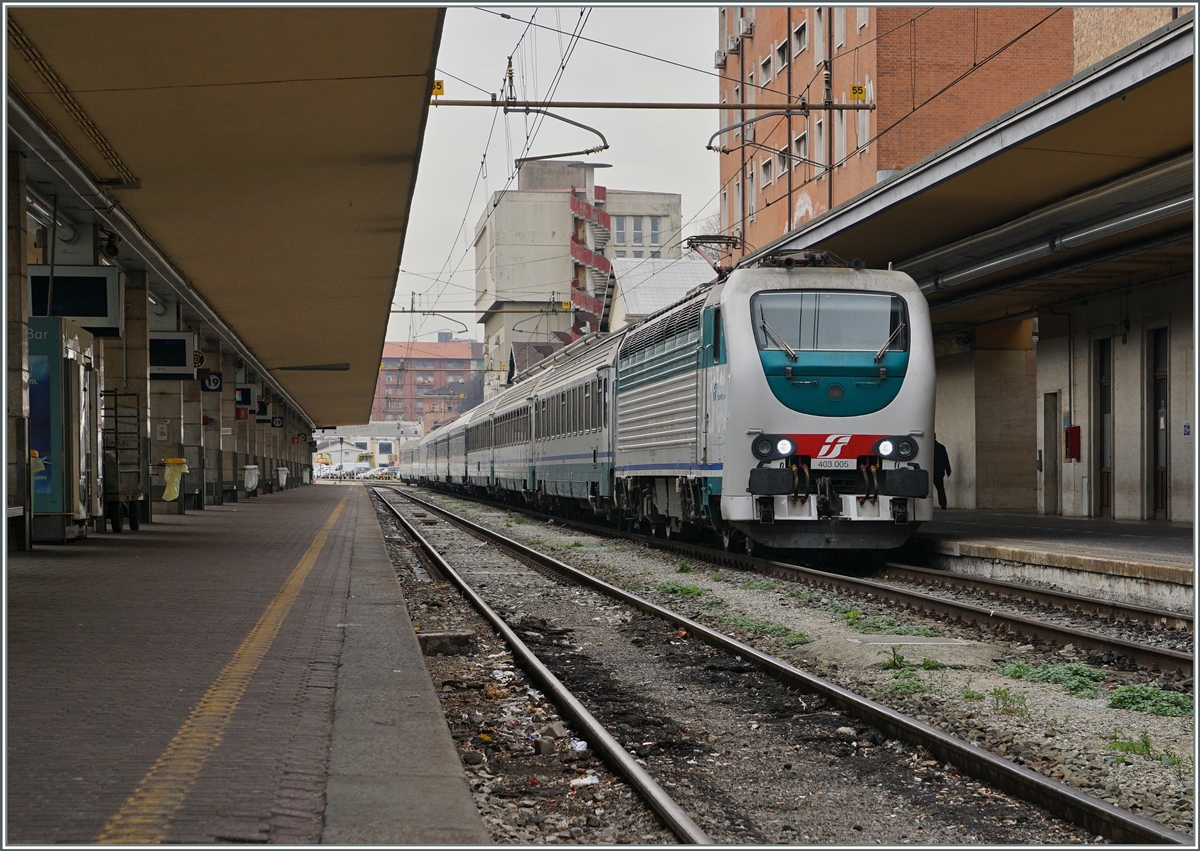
(29, 317, 101, 542)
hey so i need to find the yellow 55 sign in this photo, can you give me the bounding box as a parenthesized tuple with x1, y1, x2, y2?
(432, 79, 445, 97)
(850, 84, 866, 102)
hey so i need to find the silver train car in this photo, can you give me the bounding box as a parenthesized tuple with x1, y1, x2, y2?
(405, 258, 935, 552)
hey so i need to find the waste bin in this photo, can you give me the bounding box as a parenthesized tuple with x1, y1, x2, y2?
(276, 467, 289, 488)
(162, 457, 188, 501)
(243, 464, 260, 496)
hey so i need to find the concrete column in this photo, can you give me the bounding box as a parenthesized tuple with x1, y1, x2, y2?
(219, 349, 238, 501)
(7, 151, 32, 550)
(149, 379, 184, 514)
(200, 345, 222, 504)
(181, 375, 203, 510)
(934, 319, 1037, 511)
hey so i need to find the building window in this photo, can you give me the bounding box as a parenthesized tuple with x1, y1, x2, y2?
(835, 6, 846, 48)
(632, 216, 643, 244)
(858, 6, 869, 29)
(857, 76, 872, 153)
(734, 179, 742, 227)
(795, 132, 808, 166)
(651, 250, 661, 259)
(720, 189, 728, 232)
(747, 171, 756, 220)
(794, 21, 807, 54)
(813, 9, 824, 64)
(813, 120, 824, 168)
(633, 250, 643, 258)
(614, 215, 625, 244)
(761, 158, 772, 187)
(615, 250, 626, 258)
(760, 56, 771, 84)
(835, 102, 846, 163)
(776, 40, 789, 69)
(777, 148, 789, 174)
(746, 72, 755, 104)
(650, 217, 661, 245)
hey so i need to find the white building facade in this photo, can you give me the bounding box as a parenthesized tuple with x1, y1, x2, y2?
(474, 161, 682, 399)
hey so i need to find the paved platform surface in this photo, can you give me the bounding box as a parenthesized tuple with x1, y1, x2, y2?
(6, 482, 487, 845)
(915, 508, 1193, 585)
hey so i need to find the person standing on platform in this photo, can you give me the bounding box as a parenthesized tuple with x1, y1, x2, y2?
(933, 439, 951, 509)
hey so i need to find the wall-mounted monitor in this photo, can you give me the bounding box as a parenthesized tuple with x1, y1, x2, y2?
(29, 264, 123, 337)
(234, 385, 257, 409)
(149, 332, 196, 379)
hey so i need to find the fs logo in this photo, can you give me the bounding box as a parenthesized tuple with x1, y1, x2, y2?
(815, 434, 853, 459)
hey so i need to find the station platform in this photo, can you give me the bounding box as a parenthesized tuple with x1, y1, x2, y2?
(911, 509, 1194, 612)
(5, 482, 488, 845)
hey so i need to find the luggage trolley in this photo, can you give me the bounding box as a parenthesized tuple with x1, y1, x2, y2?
(101, 391, 145, 532)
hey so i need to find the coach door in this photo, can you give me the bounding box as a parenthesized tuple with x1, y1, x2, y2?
(1092, 338, 1113, 518)
(1043, 392, 1060, 515)
(1149, 328, 1169, 518)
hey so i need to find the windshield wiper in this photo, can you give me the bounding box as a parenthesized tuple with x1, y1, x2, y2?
(760, 318, 798, 361)
(874, 322, 906, 362)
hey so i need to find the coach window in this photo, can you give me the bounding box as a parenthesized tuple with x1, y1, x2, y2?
(584, 383, 592, 430)
(576, 385, 584, 433)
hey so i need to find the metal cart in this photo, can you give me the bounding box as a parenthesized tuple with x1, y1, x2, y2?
(101, 391, 145, 533)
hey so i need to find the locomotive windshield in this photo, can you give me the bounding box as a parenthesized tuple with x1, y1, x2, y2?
(751, 291, 908, 353)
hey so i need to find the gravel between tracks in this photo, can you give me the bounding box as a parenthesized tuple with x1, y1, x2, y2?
(400, 487, 1195, 840)
(373, 489, 1150, 844)
(873, 571, 1194, 655)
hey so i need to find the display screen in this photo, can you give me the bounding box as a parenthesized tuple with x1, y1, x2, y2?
(235, 386, 253, 406)
(31, 274, 109, 317)
(149, 337, 189, 367)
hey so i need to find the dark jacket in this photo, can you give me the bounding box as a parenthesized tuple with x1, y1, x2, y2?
(934, 442, 951, 478)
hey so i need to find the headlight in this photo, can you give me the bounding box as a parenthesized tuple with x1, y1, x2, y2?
(876, 439, 894, 457)
(751, 434, 793, 461)
(895, 438, 917, 460)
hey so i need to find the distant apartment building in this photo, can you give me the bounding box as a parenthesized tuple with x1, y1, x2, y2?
(372, 339, 485, 432)
(474, 159, 682, 398)
(714, 6, 1075, 257)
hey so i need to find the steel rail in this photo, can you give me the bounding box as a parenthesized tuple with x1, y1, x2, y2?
(881, 561, 1192, 632)
(370, 488, 711, 845)
(405, 485, 1193, 675)
(383, 486, 1191, 845)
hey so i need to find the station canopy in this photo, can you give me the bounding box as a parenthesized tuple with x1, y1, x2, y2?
(7, 7, 443, 426)
(755, 14, 1193, 337)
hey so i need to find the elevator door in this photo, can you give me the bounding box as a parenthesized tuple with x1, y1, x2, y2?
(1094, 338, 1113, 518)
(1043, 393, 1060, 515)
(1151, 329, 1168, 518)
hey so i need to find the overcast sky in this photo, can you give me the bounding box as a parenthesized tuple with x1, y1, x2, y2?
(390, 6, 721, 342)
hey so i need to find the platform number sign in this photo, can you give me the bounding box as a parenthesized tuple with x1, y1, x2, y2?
(271, 415, 284, 428)
(850, 84, 866, 102)
(432, 79, 444, 96)
(201, 371, 223, 392)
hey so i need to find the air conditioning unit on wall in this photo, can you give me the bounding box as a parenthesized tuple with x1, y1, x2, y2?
(714, 49, 727, 69)
(738, 17, 754, 37)
(726, 34, 740, 54)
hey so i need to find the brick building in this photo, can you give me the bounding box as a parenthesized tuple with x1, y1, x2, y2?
(372, 340, 485, 431)
(715, 6, 1076, 258)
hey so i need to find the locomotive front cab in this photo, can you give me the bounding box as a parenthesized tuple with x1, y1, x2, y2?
(722, 270, 935, 550)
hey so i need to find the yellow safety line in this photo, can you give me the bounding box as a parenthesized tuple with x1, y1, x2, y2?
(96, 491, 352, 844)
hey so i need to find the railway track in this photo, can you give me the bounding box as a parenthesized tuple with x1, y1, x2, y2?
(407, 485, 1192, 676)
(377, 485, 1192, 845)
